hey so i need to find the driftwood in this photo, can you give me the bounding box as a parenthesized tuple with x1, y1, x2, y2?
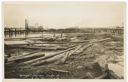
(51, 68, 69, 73)
(7, 50, 45, 63)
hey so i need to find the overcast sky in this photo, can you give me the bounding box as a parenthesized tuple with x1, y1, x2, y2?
(3, 2, 125, 29)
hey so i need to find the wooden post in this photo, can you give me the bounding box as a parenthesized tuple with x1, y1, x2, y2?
(25, 19, 29, 38)
(15, 28, 17, 37)
(9, 29, 11, 37)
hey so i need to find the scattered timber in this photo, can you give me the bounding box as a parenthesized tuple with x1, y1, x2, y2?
(5, 38, 110, 48)
(5, 40, 90, 46)
(32, 43, 85, 65)
(32, 43, 93, 66)
(23, 44, 78, 64)
(23, 38, 111, 65)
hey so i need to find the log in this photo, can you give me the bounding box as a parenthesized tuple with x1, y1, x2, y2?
(73, 44, 93, 55)
(32, 53, 65, 66)
(8, 50, 45, 63)
(51, 68, 69, 73)
(10, 46, 62, 50)
(14, 54, 45, 63)
(68, 44, 83, 56)
(59, 51, 69, 63)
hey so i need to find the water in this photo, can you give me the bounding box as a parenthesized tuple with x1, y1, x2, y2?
(4, 32, 66, 39)
(4, 32, 87, 39)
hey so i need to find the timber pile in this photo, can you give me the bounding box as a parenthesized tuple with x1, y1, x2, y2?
(23, 44, 78, 64)
(32, 43, 90, 66)
(6, 38, 112, 65)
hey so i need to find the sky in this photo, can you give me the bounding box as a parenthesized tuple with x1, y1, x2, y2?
(3, 2, 126, 29)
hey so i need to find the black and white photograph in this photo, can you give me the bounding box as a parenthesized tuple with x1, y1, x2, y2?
(3, 2, 125, 79)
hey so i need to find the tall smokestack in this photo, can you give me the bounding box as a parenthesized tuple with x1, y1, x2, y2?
(25, 19, 29, 37)
(25, 19, 29, 31)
